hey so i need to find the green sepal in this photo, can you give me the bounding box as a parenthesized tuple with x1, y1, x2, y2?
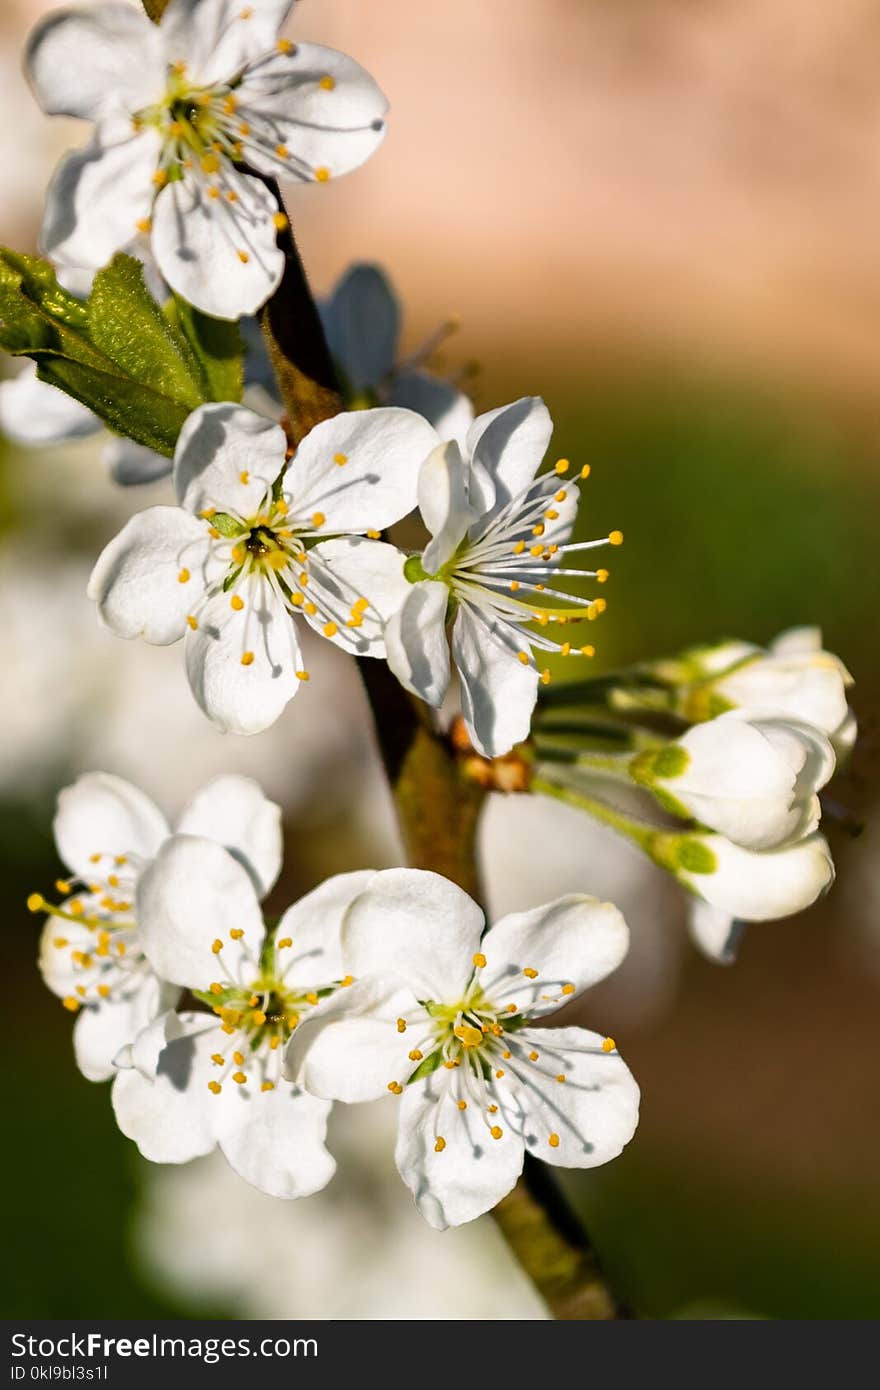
(210, 511, 244, 538)
(406, 1049, 445, 1084)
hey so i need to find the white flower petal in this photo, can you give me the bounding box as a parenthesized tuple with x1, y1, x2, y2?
(298, 538, 410, 658)
(479, 896, 629, 1017)
(419, 441, 475, 573)
(111, 1013, 227, 1163)
(513, 1026, 640, 1170)
(26, 3, 163, 122)
(285, 978, 420, 1103)
(681, 833, 835, 922)
(38, 908, 105, 999)
(0, 365, 99, 445)
(87, 505, 217, 646)
(320, 263, 399, 393)
(390, 371, 474, 449)
(174, 402, 286, 517)
(160, 0, 293, 85)
(176, 775, 282, 899)
(715, 653, 850, 740)
(286, 408, 435, 532)
(41, 128, 161, 272)
(687, 900, 747, 965)
(217, 1084, 335, 1200)
(184, 578, 303, 735)
(239, 44, 388, 183)
(277, 871, 376, 991)
(384, 580, 451, 708)
(136, 835, 265, 991)
(465, 397, 553, 519)
(152, 173, 284, 320)
(342, 867, 483, 1001)
(73, 976, 178, 1083)
(105, 438, 172, 487)
(395, 1074, 525, 1230)
(54, 771, 169, 876)
(452, 605, 539, 758)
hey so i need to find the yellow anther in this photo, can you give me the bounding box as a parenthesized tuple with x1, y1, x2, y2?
(62, 997, 80, 1013)
(562, 983, 575, 995)
(115, 855, 127, 866)
(554, 458, 570, 475)
(561, 641, 571, 657)
(233, 1051, 244, 1066)
(443, 1060, 456, 1069)
(116, 941, 126, 956)
(541, 669, 551, 686)
(296, 669, 311, 682)
(545, 509, 559, 521)
(506, 1003, 517, 1014)
(490, 1125, 503, 1140)
(495, 1068, 505, 1079)
(509, 580, 520, 592)
(97, 984, 110, 999)
(69, 900, 84, 917)
(311, 512, 326, 527)
(596, 568, 609, 583)
(277, 38, 294, 53)
(252, 1011, 267, 1026)
(323, 621, 338, 637)
(239, 6, 253, 17)
(454, 1023, 483, 1049)
(237, 250, 250, 264)
(580, 644, 595, 658)
(273, 212, 289, 232)
(53, 937, 69, 949)
(555, 489, 568, 503)
(27, 893, 44, 913)
(408, 1049, 423, 1062)
(529, 543, 544, 557)
(228, 928, 243, 941)
(76, 985, 87, 997)
(232, 1071, 247, 1085)
(529, 1051, 539, 1062)
(434, 1136, 446, 1152)
(201, 153, 221, 174)
(532, 523, 545, 537)
(261, 1081, 275, 1092)
(609, 530, 624, 546)
(396, 1018, 407, 1034)
(212, 939, 223, 954)
(152, 168, 168, 187)
(168, 120, 184, 137)
(387, 1081, 403, 1095)
(269, 1035, 281, 1050)
(556, 1074, 566, 1084)
(334, 452, 348, 466)
(230, 592, 245, 612)
(602, 1037, 617, 1053)
(513, 540, 526, 555)
(187, 615, 198, 631)
(304, 601, 318, 616)
(320, 75, 336, 90)
(248, 995, 259, 1007)
(304, 992, 318, 1007)
(136, 217, 152, 234)
(208, 1081, 222, 1095)
(211, 1054, 225, 1067)
(457, 1100, 468, 1111)
(548, 1132, 560, 1148)
(366, 529, 381, 539)
(238, 121, 251, 137)
(208, 526, 221, 539)
(340, 975, 354, 987)
(241, 652, 255, 666)
(210, 982, 224, 995)
(517, 651, 530, 666)
(315, 167, 331, 182)
(275, 143, 289, 158)
(223, 95, 238, 114)
(277, 937, 292, 949)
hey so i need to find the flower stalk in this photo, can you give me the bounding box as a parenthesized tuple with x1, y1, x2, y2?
(258, 202, 628, 1319)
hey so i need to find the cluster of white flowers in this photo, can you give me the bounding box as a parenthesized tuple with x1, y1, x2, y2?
(30, 771, 639, 1223)
(6, 0, 858, 1247)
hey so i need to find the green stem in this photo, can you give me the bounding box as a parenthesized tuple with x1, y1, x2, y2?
(532, 775, 655, 852)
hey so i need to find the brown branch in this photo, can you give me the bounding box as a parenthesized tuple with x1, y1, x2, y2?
(242, 181, 629, 1321)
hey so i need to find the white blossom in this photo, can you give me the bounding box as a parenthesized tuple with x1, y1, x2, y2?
(26, 0, 388, 318)
(385, 398, 622, 757)
(34, 770, 281, 1081)
(114, 836, 372, 1198)
(672, 830, 835, 923)
(632, 710, 836, 851)
(88, 402, 436, 733)
(286, 868, 640, 1229)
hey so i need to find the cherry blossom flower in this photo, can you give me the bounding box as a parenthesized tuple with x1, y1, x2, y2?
(287, 868, 640, 1229)
(88, 402, 436, 733)
(114, 835, 373, 1198)
(26, 0, 388, 317)
(32, 770, 281, 1080)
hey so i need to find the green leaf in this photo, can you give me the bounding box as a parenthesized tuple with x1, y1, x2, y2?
(170, 296, 243, 405)
(0, 249, 241, 458)
(88, 257, 205, 412)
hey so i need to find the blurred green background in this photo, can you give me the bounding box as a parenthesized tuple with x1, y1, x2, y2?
(2, 0, 879, 1320)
